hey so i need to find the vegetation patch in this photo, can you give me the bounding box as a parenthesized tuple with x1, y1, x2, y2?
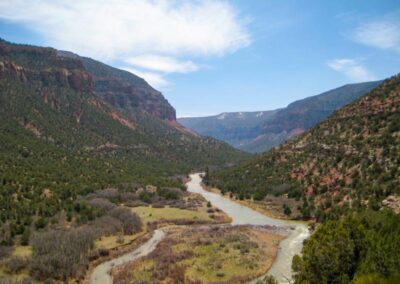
(292, 210, 400, 284)
(113, 225, 283, 284)
(12, 246, 32, 258)
(133, 206, 211, 223)
(95, 232, 144, 251)
(206, 76, 400, 221)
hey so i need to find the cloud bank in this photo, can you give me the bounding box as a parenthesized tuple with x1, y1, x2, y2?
(125, 55, 198, 74)
(0, 0, 250, 88)
(328, 58, 376, 82)
(351, 17, 400, 53)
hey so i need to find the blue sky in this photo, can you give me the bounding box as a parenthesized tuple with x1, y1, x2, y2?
(0, 1, 399, 117)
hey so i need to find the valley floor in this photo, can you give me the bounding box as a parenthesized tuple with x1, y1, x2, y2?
(95, 173, 309, 284)
(1, 174, 307, 284)
(112, 225, 283, 284)
(202, 185, 303, 220)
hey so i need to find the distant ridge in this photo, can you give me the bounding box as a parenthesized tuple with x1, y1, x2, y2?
(179, 80, 381, 153)
(206, 75, 400, 220)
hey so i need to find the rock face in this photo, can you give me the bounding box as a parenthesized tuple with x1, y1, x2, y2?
(0, 60, 94, 92)
(0, 41, 94, 93)
(179, 81, 381, 153)
(0, 39, 176, 121)
(97, 77, 176, 121)
(0, 38, 247, 167)
(0, 39, 250, 251)
(58, 50, 176, 121)
(382, 196, 400, 214)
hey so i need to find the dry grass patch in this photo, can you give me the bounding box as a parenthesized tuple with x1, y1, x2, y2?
(113, 225, 283, 284)
(132, 194, 230, 227)
(95, 232, 145, 250)
(12, 246, 32, 258)
(132, 206, 211, 223)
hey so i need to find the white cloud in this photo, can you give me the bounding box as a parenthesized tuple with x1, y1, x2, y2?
(327, 58, 376, 82)
(0, 0, 250, 60)
(0, 0, 250, 90)
(125, 55, 198, 73)
(122, 67, 170, 89)
(351, 19, 400, 53)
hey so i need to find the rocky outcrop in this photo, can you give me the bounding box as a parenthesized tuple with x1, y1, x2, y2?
(59, 50, 177, 121)
(382, 195, 400, 214)
(97, 76, 176, 121)
(0, 60, 93, 92)
(0, 39, 176, 121)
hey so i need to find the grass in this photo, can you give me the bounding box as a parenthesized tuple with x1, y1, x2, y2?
(113, 226, 283, 284)
(12, 245, 32, 258)
(95, 232, 145, 250)
(96, 201, 217, 251)
(0, 266, 32, 283)
(131, 205, 212, 223)
(182, 241, 262, 282)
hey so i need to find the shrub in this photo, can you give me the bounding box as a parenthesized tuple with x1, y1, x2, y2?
(216, 272, 225, 277)
(283, 204, 292, 216)
(34, 218, 47, 230)
(124, 200, 148, 207)
(0, 277, 32, 284)
(152, 203, 166, 208)
(98, 248, 109, 257)
(139, 191, 153, 203)
(30, 227, 96, 280)
(0, 246, 13, 259)
(109, 207, 142, 235)
(3, 257, 30, 273)
(293, 210, 400, 283)
(20, 229, 30, 246)
(157, 187, 182, 200)
(91, 216, 123, 236)
(86, 188, 120, 203)
(116, 235, 124, 244)
(87, 198, 116, 211)
(256, 275, 278, 284)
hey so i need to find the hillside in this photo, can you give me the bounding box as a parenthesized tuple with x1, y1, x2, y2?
(179, 81, 381, 153)
(58, 50, 176, 121)
(178, 110, 279, 149)
(0, 39, 248, 244)
(206, 75, 400, 220)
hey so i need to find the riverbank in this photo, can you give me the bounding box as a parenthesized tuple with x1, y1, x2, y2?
(87, 188, 232, 283)
(187, 173, 310, 283)
(88, 173, 309, 284)
(90, 229, 166, 284)
(201, 182, 304, 221)
(112, 225, 284, 283)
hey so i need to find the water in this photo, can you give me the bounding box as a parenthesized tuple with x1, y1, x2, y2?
(187, 173, 310, 283)
(90, 229, 165, 284)
(90, 173, 309, 284)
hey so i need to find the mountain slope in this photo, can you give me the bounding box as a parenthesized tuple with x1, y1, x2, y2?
(58, 50, 176, 121)
(206, 75, 400, 220)
(0, 39, 248, 242)
(178, 110, 279, 148)
(179, 81, 381, 153)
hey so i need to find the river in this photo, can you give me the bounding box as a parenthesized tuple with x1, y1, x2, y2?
(186, 173, 310, 283)
(90, 230, 165, 284)
(90, 173, 309, 284)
